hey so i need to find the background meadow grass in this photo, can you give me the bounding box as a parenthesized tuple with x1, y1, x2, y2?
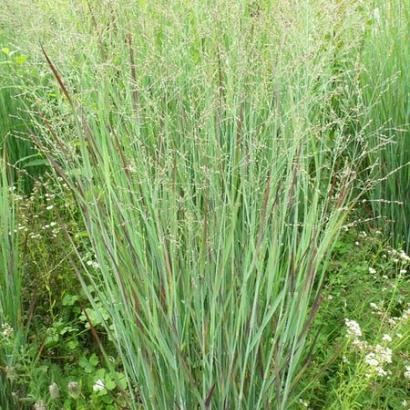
(0, 1, 409, 409)
(359, 0, 410, 250)
(0, 160, 23, 409)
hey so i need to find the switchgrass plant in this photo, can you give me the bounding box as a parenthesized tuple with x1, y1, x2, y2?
(5, 0, 369, 408)
(359, 0, 410, 249)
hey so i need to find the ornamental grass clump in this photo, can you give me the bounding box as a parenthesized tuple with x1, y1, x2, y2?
(10, 0, 369, 408)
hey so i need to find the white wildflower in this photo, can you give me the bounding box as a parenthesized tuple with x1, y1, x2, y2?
(382, 334, 392, 343)
(86, 260, 100, 269)
(402, 308, 410, 321)
(49, 382, 60, 399)
(345, 319, 362, 338)
(298, 399, 309, 408)
(369, 267, 377, 274)
(46, 205, 54, 210)
(93, 379, 105, 392)
(1, 323, 13, 338)
(374, 345, 392, 363)
(365, 352, 379, 367)
(404, 365, 410, 380)
(400, 250, 410, 262)
(352, 338, 368, 351)
(364, 344, 393, 378)
(376, 367, 387, 377)
(34, 401, 46, 410)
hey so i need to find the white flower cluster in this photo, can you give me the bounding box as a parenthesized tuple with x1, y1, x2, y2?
(49, 382, 60, 399)
(388, 248, 410, 264)
(34, 401, 46, 410)
(370, 302, 380, 311)
(404, 365, 410, 380)
(345, 318, 395, 378)
(364, 344, 392, 377)
(386, 304, 410, 327)
(370, 299, 410, 326)
(366, 346, 392, 377)
(1, 323, 13, 338)
(298, 399, 310, 408)
(402, 306, 410, 321)
(93, 379, 105, 392)
(345, 319, 362, 338)
(86, 260, 100, 269)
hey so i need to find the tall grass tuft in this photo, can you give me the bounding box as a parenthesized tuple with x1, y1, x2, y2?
(0, 159, 23, 409)
(0, 33, 46, 193)
(7, 0, 367, 408)
(360, 1, 410, 249)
